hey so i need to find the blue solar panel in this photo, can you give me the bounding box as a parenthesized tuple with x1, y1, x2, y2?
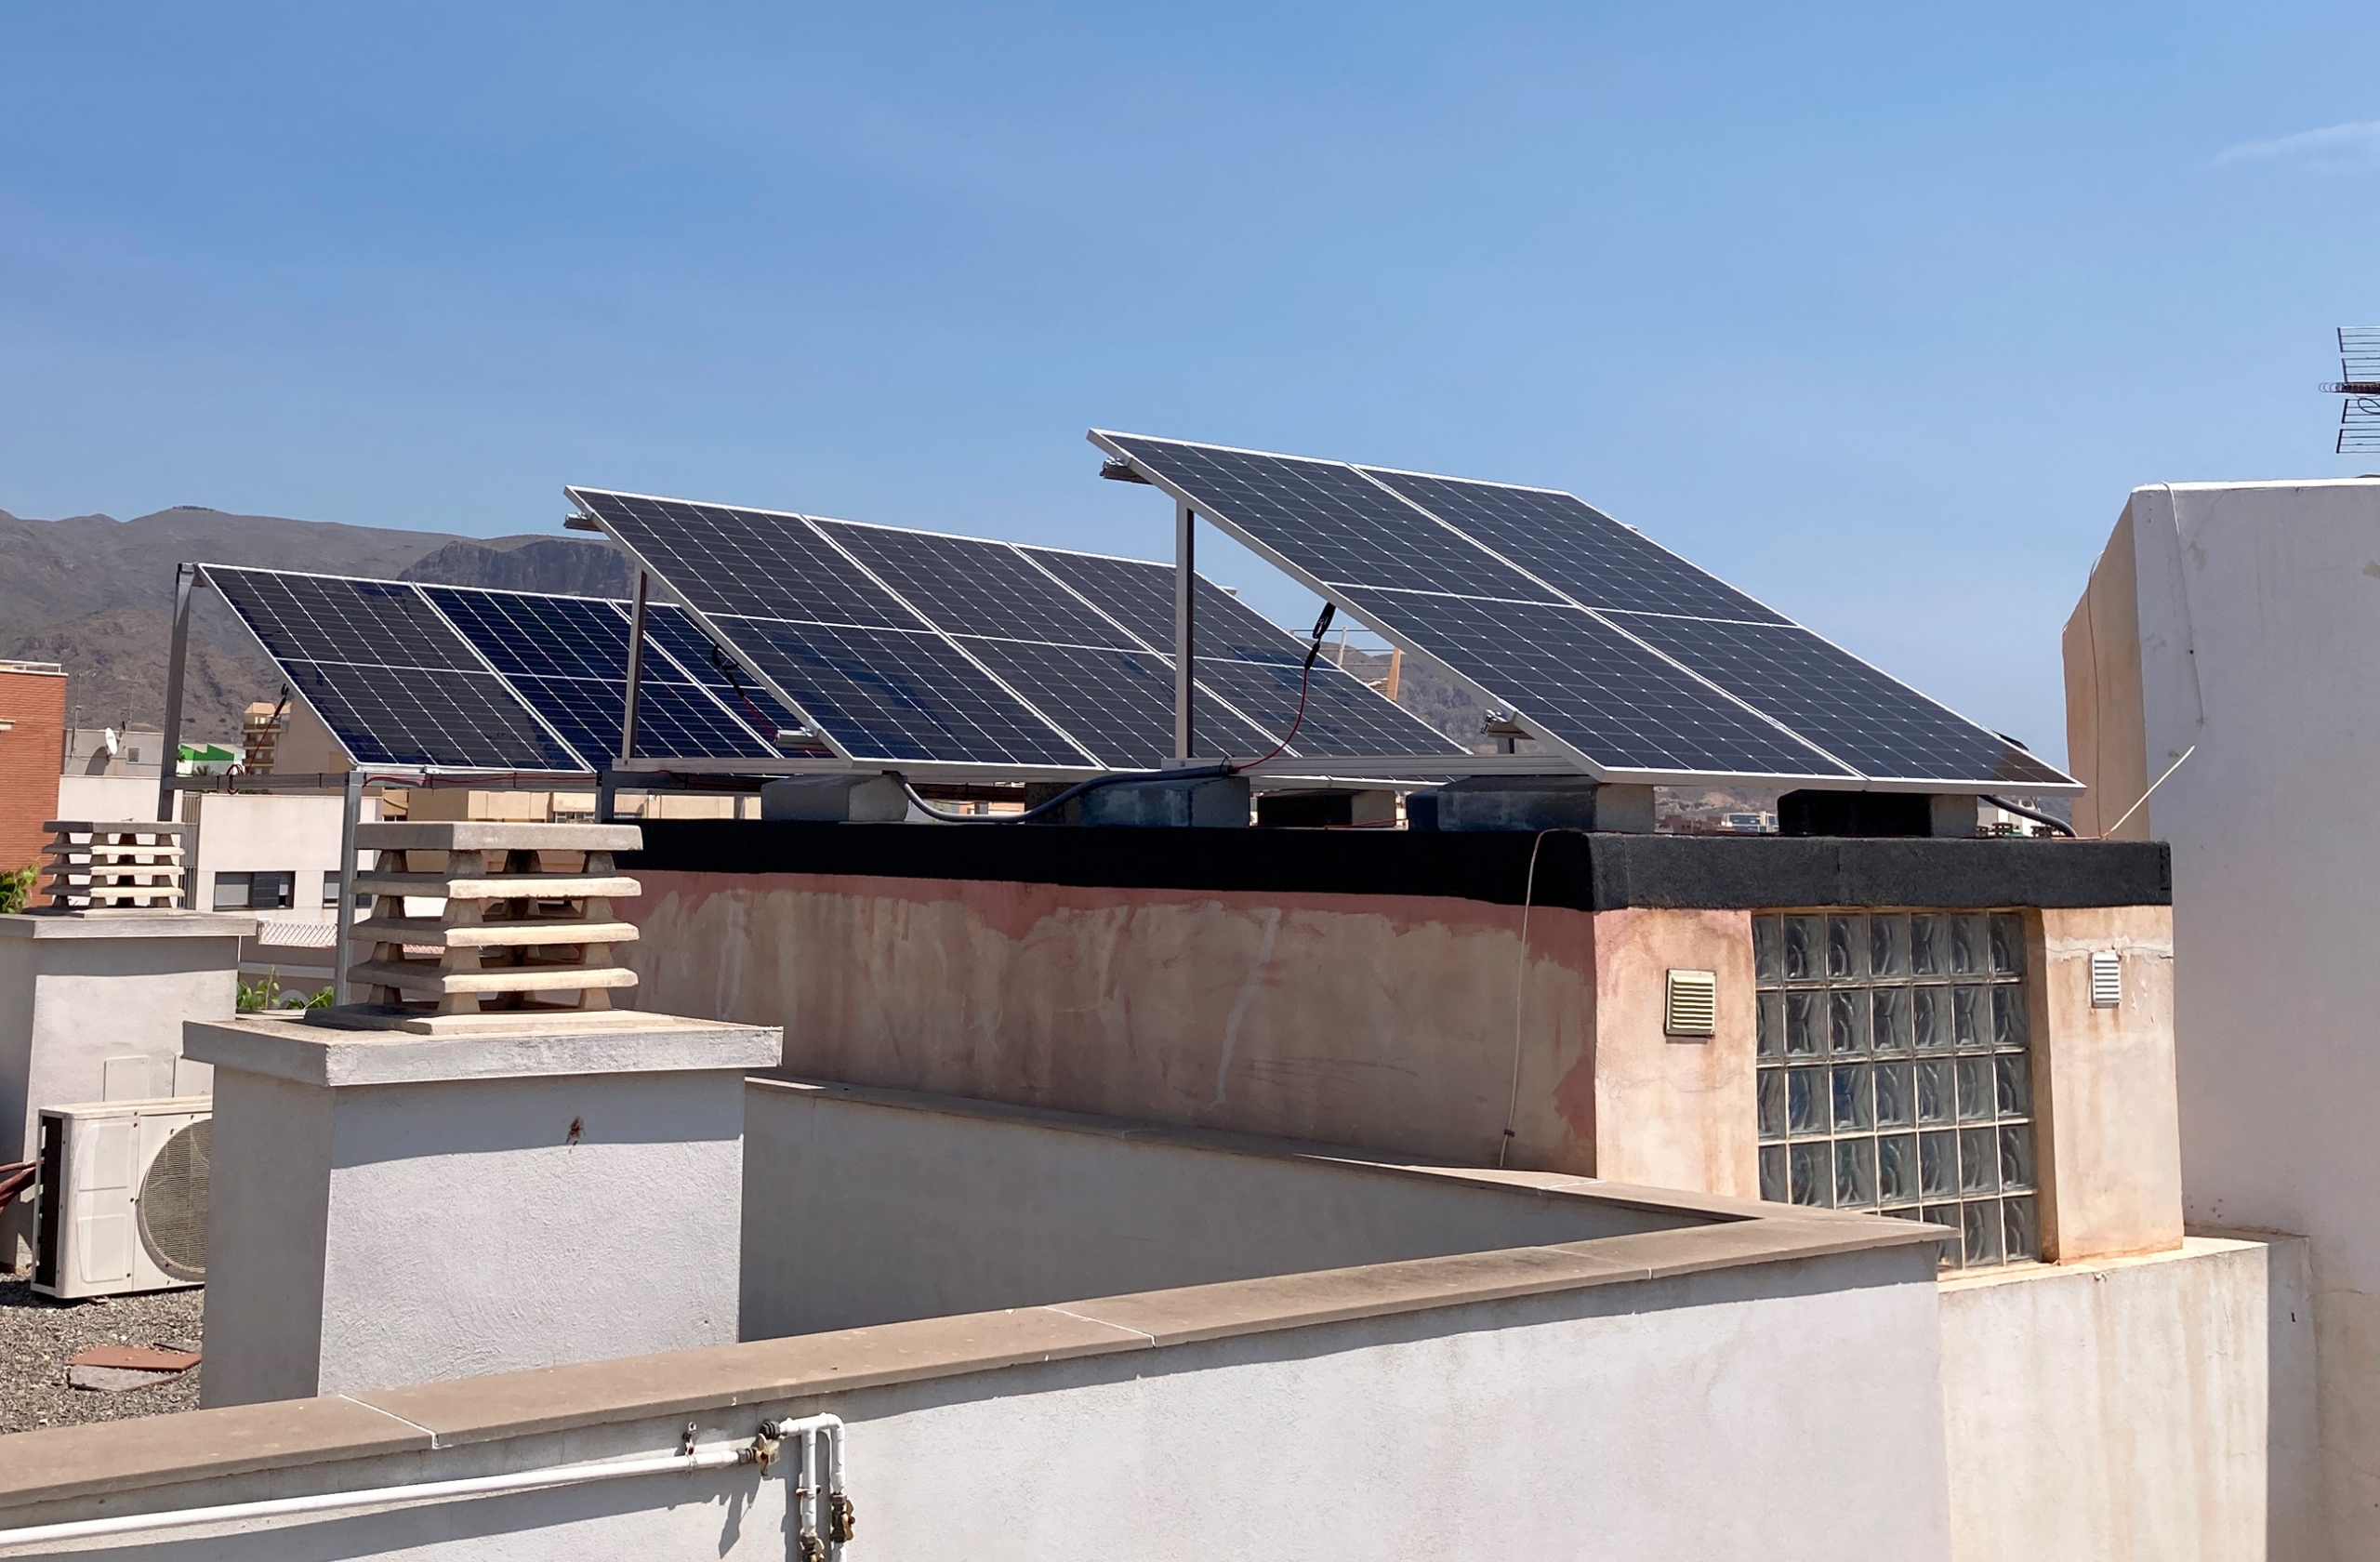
(568, 491, 916, 628)
(571, 485, 1466, 769)
(208, 567, 586, 771)
(1362, 469, 1791, 625)
(725, 616, 1094, 767)
(1020, 548, 1465, 757)
(1332, 589, 1849, 778)
(1095, 431, 2076, 788)
(638, 604, 808, 739)
(1603, 614, 2072, 787)
(422, 586, 777, 762)
(822, 523, 1138, 647)
(957, 638, 1278, 765)
(1093, 435, 1559, 601)
(1027, 549, 1306, 666)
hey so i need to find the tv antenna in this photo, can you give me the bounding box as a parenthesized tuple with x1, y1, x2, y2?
(2321, 326, 2380, 454)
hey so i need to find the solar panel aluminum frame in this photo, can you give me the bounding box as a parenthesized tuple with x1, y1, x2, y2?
(564, 488, 1465, 781)
(1088, 430, 2081, 796)
(192, 563, 601, 780)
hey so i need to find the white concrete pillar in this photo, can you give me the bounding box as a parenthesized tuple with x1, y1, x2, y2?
(187, 1013, 780, 1407)
(0, 910, 255, 1267)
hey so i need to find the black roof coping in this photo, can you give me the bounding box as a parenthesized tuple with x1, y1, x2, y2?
(620, 822, 2170, 913)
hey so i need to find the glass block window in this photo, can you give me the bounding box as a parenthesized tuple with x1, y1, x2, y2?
(1752, 911, 2039, 1268)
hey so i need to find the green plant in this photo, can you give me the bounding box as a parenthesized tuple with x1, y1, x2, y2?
(237, 970, 336, 1013)
(0, 864, 35, 915)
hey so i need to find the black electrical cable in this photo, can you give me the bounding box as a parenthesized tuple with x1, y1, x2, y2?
(1231, 602, 1336, 774)
(891, 602, 1342, 825)
(1978, 795, 2076, 839)
(890, 764, 1235, 824)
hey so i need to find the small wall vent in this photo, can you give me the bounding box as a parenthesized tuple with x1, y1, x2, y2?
(2089, 950, 2122, 1009)
(1664, 969, 1718, 1039)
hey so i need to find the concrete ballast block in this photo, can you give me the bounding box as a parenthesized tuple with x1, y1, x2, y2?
(1414, 777, 1654, 833)
(1078, 773, 1251, 828)
(760, 775, 912, 823)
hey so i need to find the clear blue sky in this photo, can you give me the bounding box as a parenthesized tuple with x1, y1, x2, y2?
(7, 5, 2377, 764)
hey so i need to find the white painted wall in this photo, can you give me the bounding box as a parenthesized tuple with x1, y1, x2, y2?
(52, 775, 172, 823)
(1937, 1235, 2318, 1562)
(185, 792, 357, 915)
(0, 1246, 1954, 1562)
(198, 1023, 764, 1406)
(741, 1079, 1701, 1339)
(2067, 480, 2380, 1557)
(0, 916, 246, 1267)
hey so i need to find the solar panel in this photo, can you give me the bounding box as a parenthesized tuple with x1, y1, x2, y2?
(1028, 549, 1304, 665)
(640, 603, 809, 740)
(1020, 548, 1462, 757)
(421, 586, 778, 763)
(727, 617, 1095, 767)
(1602, 613, 2071, 787)
(1091, 436, 1560, 602)
(567, 492, 915, 628)
(206, 567, 585, 772)
(1362, 470, 1789, 625)
(568, 487, 1466, 771)
(1091, 431, 2077, 791)
(820, 523, 1131, 646)
(1332, 590, 1847, 777)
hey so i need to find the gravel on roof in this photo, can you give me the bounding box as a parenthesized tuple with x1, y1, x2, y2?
(0, 1266, 204, 1435)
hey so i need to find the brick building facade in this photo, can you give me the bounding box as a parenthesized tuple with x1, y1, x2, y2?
(0, 663, 66, 877)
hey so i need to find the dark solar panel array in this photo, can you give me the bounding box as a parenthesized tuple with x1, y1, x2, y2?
(422, 586, 780, 763)
(567, 487, 1464, 769)
(1093, 432, 2078, 789)
(205, 567, 799, 773)
(206, 567, 585, 772)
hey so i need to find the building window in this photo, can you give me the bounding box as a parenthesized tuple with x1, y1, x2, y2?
(213, 871, 296, 911)
(1753, 911, 2039, 1268)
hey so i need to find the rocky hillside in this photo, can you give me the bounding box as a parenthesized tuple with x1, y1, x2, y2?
(0, 505, 628, 738)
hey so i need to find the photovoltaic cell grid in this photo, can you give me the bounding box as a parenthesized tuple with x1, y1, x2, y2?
(566, 488, 1463, 770)
(639, 604, 808, 740)
(1092, 432, 2076, 789)
(421, 586, 781, 763)
(205, 568, 585, 772)
(205, 566, 788, 773)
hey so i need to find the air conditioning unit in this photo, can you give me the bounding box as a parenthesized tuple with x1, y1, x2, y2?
(33, 1098, 212, 1300)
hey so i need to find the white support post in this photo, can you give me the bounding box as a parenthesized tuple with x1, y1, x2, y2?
(1173, 500, 1195, 761)
(333, 769, 363, 1005)
(155, 563, 195, 842)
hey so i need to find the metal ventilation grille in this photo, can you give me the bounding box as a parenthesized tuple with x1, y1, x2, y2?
(1664, 969, 1718, 1038)
(2089, 951, 2122, 1010)
(137, 1119, 210, 1281)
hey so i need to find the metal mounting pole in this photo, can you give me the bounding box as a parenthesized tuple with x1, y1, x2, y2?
(620, 569, 650, 768)
(1173, 501, 1195, 761)
(333, 768, 363, 1005)
(156, 564, 195, 831)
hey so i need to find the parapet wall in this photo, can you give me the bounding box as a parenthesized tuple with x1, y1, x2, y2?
(739, 1078, 1706, 1340)
(622, 825, 2174, 1216)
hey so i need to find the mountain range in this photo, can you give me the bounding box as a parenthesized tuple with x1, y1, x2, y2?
(2, 502, 1493, 753)
(0, 504, 628, 740)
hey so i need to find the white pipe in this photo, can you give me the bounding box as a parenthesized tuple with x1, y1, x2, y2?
(0, 1442, 752, 1553)
(770, 1415, 848, 1555)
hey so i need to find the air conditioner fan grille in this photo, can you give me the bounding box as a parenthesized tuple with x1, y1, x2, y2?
(137, 1119, 209, 1282)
